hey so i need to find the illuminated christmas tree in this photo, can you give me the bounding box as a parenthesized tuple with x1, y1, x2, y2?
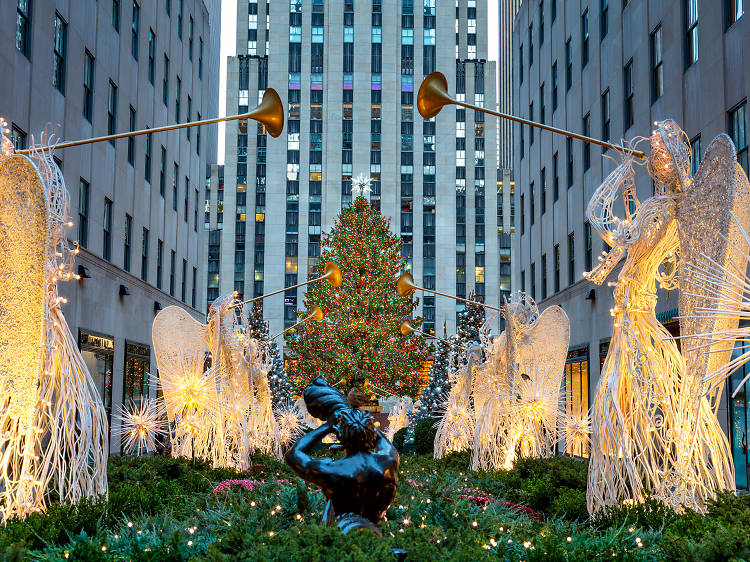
(412, 336, 451, 423)
(457, 290, 485, 344)
(247, 303, 294, 402)
(288, 195, 428, 398)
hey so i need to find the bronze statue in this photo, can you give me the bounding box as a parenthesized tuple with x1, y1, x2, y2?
(285, 377, 399, 535)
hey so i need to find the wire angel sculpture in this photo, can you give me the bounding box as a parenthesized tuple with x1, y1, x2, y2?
(385, 396, 412, 442)
(584, 119, 750, 514)
(470, 293, 570, 471)
(0, 122, 108, 521)
(152, 293, 281, 469)
(433, 343, 481, 458)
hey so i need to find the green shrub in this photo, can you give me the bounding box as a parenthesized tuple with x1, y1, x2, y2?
(413, 417, 438, 455)
(393, 427, 407, 453)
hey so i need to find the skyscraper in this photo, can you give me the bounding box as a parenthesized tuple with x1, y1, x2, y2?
(208, 0, 499, 343)
(0, 0, 220, 454)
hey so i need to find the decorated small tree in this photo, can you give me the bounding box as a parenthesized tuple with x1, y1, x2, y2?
(247, 302, 295, 403)
(457, 290, 486, 345)
(411, 337, 451, 423)
(288, 194, 428, 398)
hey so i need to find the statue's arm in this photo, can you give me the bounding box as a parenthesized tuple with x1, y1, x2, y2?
(374, 430, 398, 464)
(284, 423, 333, 482)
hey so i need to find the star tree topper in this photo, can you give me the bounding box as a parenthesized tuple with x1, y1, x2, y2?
(351, 174, 373, 198)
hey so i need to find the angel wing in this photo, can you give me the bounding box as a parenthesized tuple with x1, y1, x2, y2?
(514, 305, 570, 387)
(152, 305, 210, 419)
(677, 133, 750, 403)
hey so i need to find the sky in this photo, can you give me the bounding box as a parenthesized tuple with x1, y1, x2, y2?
(218, 1, 500, 164)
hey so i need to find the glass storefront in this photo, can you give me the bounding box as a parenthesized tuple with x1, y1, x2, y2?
(123, 341, 151, 407)
(564, 345, 590, 458)
(79, 330, 114, 436)
(729, 343, 750, 488)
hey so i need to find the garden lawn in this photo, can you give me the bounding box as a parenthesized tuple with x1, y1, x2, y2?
(0, 452, 749, 561)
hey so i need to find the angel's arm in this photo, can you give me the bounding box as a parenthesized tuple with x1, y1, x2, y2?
(586, 153, 636, 246)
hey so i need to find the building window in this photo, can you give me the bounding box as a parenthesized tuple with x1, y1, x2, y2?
(583, 113, 591, 171)
(541, 168, 547, 215)
(107, 80, 117, 142)
(600, 0, 608, 39)
(624, 59, 634, 130)
(552, 0, 557, 21)
(199, 37, 203, 79)
(144, 130, 152, 182)
(122, 342, 150, 414)
(552, 62, 558, 111)
(124, 214, 132, 272)
(730, 101, 748, 175)
(530, 181, 535, 225)
(131, 1, 140, 60)
(78, 179, 89, 248)
(685, 0, 698, 67)
(79, 331, 114, 435)
(528, 25, 533, 66)
(520, 193, 525, 234)
(539, 0, 545, 42)
(531, 262, 536, 300)
(690, 134, 702, 176)
(128, 107, 136, 165)
(727, 0, 745, 27)
(178, 0, 183, 39)
(565, 347, 590, 457)
(196, 112, 201, 154)
(159, 147, 166, 196)
(186, 96, 191, 139)
(189, 16, 194, 60)
(554, 243, 560, 292)
(141, 227, 148, 282)
(162, 55, 169, 105)
(521, 270, 525, 293)
(173, 163, 179, 211)
(567, 137, 574, 187)
(553, 152, 559, 201)
(519, 45, 524, 84)
(541, 253, 548, 299)
(175, 76, 181, 122)
(585, 221, 592, 271)
(16, 0, 31, 57)
(83, 51, 94, 122)
(194, 188, 199, 231)
(529, 102, 534, 145)
(540, 84, 545, 124)
(53, 13, 67, 94)
(148, 29, 155, 84)
(184, 177, 189, 221)
(156, 240, 163, 289)
(581, 10, 589, 67)
(568, 231, 575, 285)
(181, 259, 187, 302)
(112, 0, 120, 31)
(651, 25, 664, 102)
(565, 38, 572, 91)
(191, 266, 197, 307)
(169, 250, 176, 296)
(601, 89, 610, 142)
(103, 198, 112, 261)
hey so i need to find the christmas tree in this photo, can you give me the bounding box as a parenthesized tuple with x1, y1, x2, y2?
(457, 290, 486, 344)
(412, 334, 451, 423)
(287, 195, 428, 398)
(247, 302, 295, 403)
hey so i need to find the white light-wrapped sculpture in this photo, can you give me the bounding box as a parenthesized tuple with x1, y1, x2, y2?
(116, 399, 166, 456)
(470, 293, 569, 471)
(585, 120, 749, 514)
(152, 293, 281, 469)
(0, 124, 108, 520)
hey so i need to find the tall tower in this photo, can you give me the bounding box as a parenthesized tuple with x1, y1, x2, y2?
(208, 0, 498, 342)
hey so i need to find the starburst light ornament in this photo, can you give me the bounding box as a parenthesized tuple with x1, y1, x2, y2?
(351, 174, 373, 198)
(116, 399, 167, 456)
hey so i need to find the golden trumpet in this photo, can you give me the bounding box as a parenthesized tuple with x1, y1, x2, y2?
(270, 305, 325, 340)
(230, 261, 342, 309)
(396, 271, 503, 313)
(17, 88, 284, 155)
(417, 71, 645, 159)
(400, 319, 457, 348)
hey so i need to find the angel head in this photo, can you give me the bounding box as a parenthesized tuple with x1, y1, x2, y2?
(648, 119, 692, 194)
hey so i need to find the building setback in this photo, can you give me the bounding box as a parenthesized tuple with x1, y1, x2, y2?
(207, 0, 500, 344)
(512, 0, 750, 482)
(0, 0, 220, 454)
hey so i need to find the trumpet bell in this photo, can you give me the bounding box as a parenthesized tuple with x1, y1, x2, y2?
(323, 262, 343, 287)
(247, 88, 285, 138)
(417, 72, 453, 119)
(396, 271, 417, 297)
(308, 305, 324, 323)
(400, 319, 415, 336)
